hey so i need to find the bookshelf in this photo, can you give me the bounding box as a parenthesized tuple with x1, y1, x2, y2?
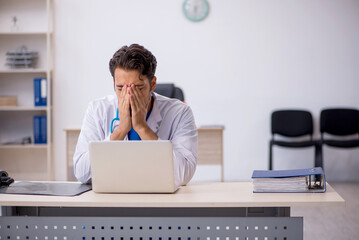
(0, 0, 53, 181)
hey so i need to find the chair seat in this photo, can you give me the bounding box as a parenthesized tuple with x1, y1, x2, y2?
(323, 139, 359, 148)
(271, 140, 317, 148)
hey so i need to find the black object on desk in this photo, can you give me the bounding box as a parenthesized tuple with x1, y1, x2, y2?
(0, 170, 14, 187)
(0, 181, 92, 196)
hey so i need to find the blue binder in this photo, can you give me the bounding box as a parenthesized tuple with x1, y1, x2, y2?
(40, 116, 47, 144)
(34, 78, 47, 106)
(33, 115, 47, 144)
(252, 167, 326, 193)
(33, 116, 41, 144)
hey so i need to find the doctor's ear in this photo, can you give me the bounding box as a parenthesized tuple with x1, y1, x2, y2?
(150, 77, 157, 92)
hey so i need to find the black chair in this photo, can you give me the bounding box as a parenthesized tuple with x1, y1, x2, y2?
(154, 83, 185, 101)
(320, 108, 359, 150)
(269, 110, 322, 170)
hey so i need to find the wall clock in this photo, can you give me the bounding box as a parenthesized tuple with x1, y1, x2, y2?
(183, 0, 210, 22)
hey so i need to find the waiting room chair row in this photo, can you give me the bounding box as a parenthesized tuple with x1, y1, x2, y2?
(269, 108, 359, 170)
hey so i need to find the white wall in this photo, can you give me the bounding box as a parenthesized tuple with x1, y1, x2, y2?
(53, 0, 359, 182)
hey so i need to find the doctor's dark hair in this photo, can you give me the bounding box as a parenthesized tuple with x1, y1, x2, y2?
(109, 44, 157, 82)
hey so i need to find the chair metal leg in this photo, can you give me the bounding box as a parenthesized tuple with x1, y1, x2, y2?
(315, 142, 323, 169)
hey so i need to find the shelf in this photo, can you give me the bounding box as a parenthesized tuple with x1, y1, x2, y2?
(0, 0, 54, 181)
(0, 106, 48, 111)
(0, 69, 48, 74)
(0, 144, 47, 149)
(0, 32, 49, 36)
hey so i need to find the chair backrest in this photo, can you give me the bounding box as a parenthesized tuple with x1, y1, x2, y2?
(154, 83, 185, 101)
(173, 87, 185, 101)
(320, 108, 359, 136)
(271, 110, 313, 137)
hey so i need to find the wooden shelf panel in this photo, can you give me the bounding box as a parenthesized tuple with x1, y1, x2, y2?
(0, 144, 47, 149)
(0, 106, 48, 111)
(0, 32, 49, 36)
(0, 69, 48, 74)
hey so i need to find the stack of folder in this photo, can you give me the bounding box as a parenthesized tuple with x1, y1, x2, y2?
(251, 167, 326, 193)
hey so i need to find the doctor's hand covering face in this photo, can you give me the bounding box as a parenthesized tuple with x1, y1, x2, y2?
(110, 67, 158, 141)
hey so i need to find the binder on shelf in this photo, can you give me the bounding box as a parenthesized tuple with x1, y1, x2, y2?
(40, 115, 47, 144)
(33, 115, 47, 144)
(33, 116, 41, 144)
(251, 167, 326, 193)
(34, 78, 47, 106)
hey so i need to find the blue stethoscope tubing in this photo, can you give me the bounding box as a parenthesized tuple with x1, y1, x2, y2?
(110, 108, 119, 134)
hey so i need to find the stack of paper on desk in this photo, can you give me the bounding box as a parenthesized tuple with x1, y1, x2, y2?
(251, 167, 326, 193)
(253, 176, 308, 192)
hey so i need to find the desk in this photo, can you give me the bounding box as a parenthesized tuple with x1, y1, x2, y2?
(0, 182, 344, 240)
(65, 126, 225, 182)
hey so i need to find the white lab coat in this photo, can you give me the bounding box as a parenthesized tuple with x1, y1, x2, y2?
(73, 93, 198, 187)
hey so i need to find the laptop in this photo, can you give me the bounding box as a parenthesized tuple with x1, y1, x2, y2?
(89, 140, 177, 193)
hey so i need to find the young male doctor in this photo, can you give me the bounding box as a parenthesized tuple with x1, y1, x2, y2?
(73, 44, 198, 187)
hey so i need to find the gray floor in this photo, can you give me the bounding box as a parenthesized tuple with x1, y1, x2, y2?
(291, 182, 359, 240)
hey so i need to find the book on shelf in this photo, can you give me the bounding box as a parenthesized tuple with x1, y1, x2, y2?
(0, 96, 17, 106)
(251, 167, 326, 193)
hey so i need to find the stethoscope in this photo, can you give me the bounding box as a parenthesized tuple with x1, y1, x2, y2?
(110, 107, 153, 134)
(110, 108, 120, 134)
